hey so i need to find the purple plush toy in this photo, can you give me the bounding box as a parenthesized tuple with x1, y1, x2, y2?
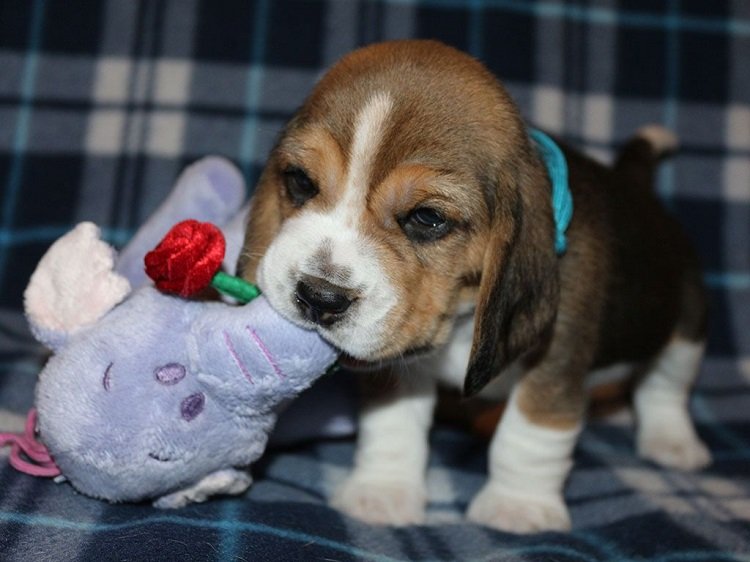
(1, 158, 339, 507)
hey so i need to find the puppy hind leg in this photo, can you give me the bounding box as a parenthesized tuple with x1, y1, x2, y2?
(467, 376, 585, 533)
(331, 371, 436, 526)
(634, 337, 711, 471)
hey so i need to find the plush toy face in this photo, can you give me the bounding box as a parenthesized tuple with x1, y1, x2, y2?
(23, 220, 337, 505)
(35, 288, 335, 503)
(36, 289, 228, 501)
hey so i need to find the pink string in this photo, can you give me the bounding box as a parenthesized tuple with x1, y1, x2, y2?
(0, 408, 61, 477)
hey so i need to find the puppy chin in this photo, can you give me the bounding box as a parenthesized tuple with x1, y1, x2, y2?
(339, 342, 438, 373)
(338, 354, 386, 372)
(312, 325, 394, 364)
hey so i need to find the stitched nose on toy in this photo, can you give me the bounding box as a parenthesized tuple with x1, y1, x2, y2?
(295, 276, 354, 327)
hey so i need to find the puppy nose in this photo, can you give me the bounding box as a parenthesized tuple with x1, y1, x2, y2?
(295, 277, 354, 326)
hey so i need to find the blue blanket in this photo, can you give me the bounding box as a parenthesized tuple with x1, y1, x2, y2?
(1, 1, 748, 560)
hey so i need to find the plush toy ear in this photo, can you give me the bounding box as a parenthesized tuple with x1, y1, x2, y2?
(24, 222, 131, 351)
(116, 156, 246, 288)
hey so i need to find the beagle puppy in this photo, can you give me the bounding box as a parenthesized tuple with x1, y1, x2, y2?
(238, 40, 710, 533)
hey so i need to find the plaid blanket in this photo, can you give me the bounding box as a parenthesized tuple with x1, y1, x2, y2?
(1, 1, 749, 560)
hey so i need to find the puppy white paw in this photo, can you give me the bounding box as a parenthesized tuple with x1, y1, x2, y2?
(467, 485, 571, 534)
(331, 474, 426, 526)
(638, 431, 712, 471)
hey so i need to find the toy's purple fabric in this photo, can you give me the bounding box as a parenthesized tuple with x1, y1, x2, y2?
(18, 157, 339, 507)
(34, 285, 336, 507)
(115, 157, 247, 288)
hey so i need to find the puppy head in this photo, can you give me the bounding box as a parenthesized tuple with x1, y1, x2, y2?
(239, 40, 559, 392)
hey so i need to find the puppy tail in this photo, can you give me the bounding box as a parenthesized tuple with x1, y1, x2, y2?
(613, 125, 678, 188)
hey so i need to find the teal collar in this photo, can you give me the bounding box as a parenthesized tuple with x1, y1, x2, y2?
(529, 129, 573, 255)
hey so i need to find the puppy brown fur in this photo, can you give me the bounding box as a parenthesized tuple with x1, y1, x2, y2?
(239, 40, 709, 532)
(240, 41, 558, 361)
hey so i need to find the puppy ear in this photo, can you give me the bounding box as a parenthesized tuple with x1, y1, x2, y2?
(236, 162, 283, 283)
(464, 163, 560, 397)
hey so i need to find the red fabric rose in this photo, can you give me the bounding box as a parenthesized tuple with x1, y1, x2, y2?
(145, 220, 226, 297)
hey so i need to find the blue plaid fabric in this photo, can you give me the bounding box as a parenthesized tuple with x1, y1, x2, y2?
(1, 1, 749, 560)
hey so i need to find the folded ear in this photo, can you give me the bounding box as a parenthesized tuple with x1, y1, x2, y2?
(24, 222, 131, 350)
(464, 162, 560, 397)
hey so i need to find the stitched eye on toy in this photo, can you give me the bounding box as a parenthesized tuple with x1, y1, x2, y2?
(102, 362, 113, 391)
(148, 451, 173, 463)
(283, 166, 318, 207)
(398, 207, 452, 243)
(154, 363, 186, 385)
(181, 392, 205, 422)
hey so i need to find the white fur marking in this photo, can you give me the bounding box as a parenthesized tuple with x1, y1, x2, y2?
(637, 124, 678, 155)
(331, 373, 436, 525)
(467, 389, 581, 533)
(257, 92, 398, 359)
(257, 209, 398, 357)
(341, 91, 394, 213)
(635, 338, 711, 470)
(422, 311, 521, 400)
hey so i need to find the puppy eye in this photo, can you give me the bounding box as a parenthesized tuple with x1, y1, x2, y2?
(399, 207, 452, 242)
(283, 167, 318, 207)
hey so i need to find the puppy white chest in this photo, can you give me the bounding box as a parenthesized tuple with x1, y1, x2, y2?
(419, 312, 518, 400)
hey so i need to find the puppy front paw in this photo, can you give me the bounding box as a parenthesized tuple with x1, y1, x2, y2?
(331, 474, 426, 526)
(467, 484, 571, 534)
(638, 430, 712, 471)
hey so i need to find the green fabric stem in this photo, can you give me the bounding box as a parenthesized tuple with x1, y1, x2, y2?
(211, 271, 261, 304)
